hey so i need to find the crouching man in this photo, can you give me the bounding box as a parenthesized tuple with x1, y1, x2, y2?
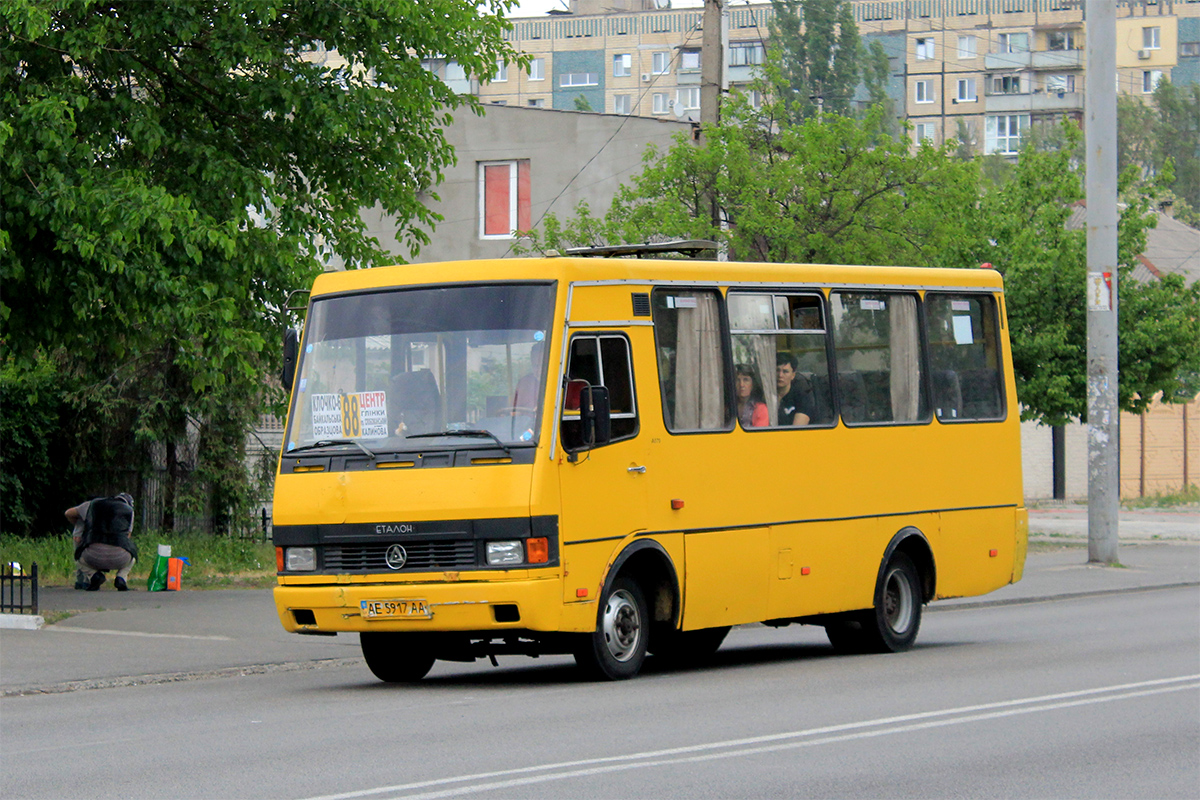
(66, 493, 138, 591)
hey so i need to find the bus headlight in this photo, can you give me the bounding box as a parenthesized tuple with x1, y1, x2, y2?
(486, 541, 524, 566)
(285, 547, 316, 571)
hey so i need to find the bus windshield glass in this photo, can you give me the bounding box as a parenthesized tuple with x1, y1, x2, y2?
(284, 283, 556, 454)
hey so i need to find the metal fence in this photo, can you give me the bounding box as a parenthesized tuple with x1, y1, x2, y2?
(1, 562, 38, 615)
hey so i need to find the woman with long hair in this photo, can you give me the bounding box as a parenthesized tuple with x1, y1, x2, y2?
(735, 364, 768, 428)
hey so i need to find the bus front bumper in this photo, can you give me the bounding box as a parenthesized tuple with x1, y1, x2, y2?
(273, 577, 566, 634)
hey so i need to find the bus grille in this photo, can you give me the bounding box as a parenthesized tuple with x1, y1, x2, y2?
(323, 541, 477, 571)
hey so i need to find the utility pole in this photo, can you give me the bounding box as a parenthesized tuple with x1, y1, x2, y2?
(1085, 0, 1120, 565)
(700, 0, 724, 258)
(700, 0, 722, 134)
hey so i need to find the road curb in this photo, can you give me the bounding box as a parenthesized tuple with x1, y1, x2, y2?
(930, 581, 1200, 612)
(0, 613, 44, 630)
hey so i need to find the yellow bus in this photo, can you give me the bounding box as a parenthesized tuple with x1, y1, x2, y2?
(272, 245, 1027, 681)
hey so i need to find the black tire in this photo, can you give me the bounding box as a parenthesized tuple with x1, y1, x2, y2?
(360, 632, 436, 682)
(574, 577, 649, 680)
(650, 626, 731, 665)
(825, 551, 922, 655)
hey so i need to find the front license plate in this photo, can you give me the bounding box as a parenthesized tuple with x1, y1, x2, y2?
(360, 599, 432, 620)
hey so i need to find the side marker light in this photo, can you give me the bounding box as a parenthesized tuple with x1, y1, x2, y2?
(800, 566, 811, 576)
(576, 588, 588, 598)
(989, 549, 999, 557)
(671, 499, 685, 510)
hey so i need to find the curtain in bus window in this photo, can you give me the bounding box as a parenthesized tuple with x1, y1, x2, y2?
(731, 334, 779, 427)
(831, 291, 928, 425)
(889, 296, 921, 422)
(654, 290, 728, 431)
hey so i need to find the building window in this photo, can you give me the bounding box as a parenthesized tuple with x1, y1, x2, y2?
(680, 49, 701, 71)
(527, 98, 545, 108)
(614, 94, 631, 115)
(613, 53, 631, 78)
(559, 72, 598, 87)
(652, 92, 669, 114)
(915, 79, 934, 103)
(446, 61, 466, 82)
(916, 122, 935, 142)
(956, 78, 977, 102)
(958, 35, 976, 59)
(1046, 30, 1077, 51)
(676, 87, 700, 111)
(1181, 42, 1200, 57)
(478, 160, 531, 240)
(730, 42, 765, 66)
(1143, 26, 1160, 50)
(1143, 70, 1164, 93)
(652, 51, 670, 75)
(1046, 74, 1075, 94)
(915, 37, 935, 60)
(528, 58, 545, 81)
(997, 32, 1029, 54)
(991, 75, 1022, 95)
(985, 114, 1028, 155)
(745, 89, 763, 109)
(491, 100, 507, 106)
(494, 60, 508, 82)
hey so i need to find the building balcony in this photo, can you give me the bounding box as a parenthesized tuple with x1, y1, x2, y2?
(677, 69, 701, 85)
(985, 50, 1032, 70)
(985, 91, 1083, 113)
(1031, 50, 1083, 70)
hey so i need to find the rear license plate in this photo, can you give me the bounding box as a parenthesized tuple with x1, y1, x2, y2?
(360, 599, 432, 619)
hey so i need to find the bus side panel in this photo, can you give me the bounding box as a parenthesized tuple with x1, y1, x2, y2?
(682, 528, 769, 629)
(931, 507, 1018, 599)
(767, 518, 879, 620)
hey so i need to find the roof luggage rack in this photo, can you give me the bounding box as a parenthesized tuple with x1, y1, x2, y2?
(562, 240, 717, 259)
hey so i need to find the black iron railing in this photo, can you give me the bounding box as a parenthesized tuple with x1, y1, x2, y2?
(0, 562, 38, 615)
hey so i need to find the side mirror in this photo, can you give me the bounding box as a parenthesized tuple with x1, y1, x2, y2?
(580, 384, 611, 448)
(282, 328, 299, 393)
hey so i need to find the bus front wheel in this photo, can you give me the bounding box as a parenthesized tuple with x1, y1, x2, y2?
(360, 632, 436, 682)
(574, 577, 649, 680)
(825, 552, 922, 655)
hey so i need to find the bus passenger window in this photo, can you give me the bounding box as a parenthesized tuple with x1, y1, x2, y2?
(830, 292, 929, 425)
(561, 334, 638, 446)
(924, 294, 1005, 421)
(652, 290, 731, 432)
(728, 292, 833, 428)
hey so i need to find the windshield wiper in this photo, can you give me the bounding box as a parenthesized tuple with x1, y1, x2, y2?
(405, 429, 511, 456)
(286, 439, 376, 460)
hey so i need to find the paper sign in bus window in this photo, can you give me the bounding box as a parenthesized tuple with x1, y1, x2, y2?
(311, 392, 389, 439)
(952, 316, 974, 345)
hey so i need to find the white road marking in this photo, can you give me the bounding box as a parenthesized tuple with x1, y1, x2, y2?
(45, 627, 232, 641)
(299, 674, 1200, 800)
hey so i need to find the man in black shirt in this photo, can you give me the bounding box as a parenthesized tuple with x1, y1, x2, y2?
(776, 353, 814, 426)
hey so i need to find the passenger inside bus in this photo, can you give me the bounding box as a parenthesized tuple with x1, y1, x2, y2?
(511, 340, 545, 413)
(775, 352, 814, 426)
(734, 364, 769, 428)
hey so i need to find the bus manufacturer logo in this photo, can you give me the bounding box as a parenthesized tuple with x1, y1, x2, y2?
(385, 545, 408, 570)
(376, 523, 414, 535)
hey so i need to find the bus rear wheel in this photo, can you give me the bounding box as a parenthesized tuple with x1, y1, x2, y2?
(574, 577, 648, 680)
(360, 632, 436, 682)
(825, 551, 922, 655)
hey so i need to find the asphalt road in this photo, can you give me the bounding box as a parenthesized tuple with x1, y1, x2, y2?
(2, 586, 1197, 800)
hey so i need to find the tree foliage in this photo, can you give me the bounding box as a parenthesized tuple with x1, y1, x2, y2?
(1117, 81, 1200, 227)
(1, 0, 520, 535)
(766, 0, 889, 125)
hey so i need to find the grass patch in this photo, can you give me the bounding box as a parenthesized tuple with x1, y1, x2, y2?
(0, 532, 276, 588)
(1121, 484, 1200, 510)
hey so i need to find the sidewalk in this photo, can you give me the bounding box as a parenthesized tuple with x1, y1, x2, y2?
(2, 510, 1196, 696)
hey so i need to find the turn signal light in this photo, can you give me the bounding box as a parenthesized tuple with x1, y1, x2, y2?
(526, 537, 550, 564)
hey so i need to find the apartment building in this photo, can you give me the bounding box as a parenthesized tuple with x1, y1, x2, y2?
(477, 0, 1200, 156)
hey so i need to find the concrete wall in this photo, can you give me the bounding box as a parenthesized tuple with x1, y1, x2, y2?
(362, 104, 692, 265)
(1021, 394, 1200, 500)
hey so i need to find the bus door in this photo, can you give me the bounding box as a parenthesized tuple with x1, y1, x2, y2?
(556, 331, 648, 601)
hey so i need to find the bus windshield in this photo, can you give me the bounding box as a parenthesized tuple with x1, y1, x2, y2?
(284, 283, 556, 454)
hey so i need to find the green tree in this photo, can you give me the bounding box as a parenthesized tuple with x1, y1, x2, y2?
(979, 125, 1200, 424)
(766, 0, 885, 124)
(1, 0, 521, 535)
(1116, 82, 1200, 227)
